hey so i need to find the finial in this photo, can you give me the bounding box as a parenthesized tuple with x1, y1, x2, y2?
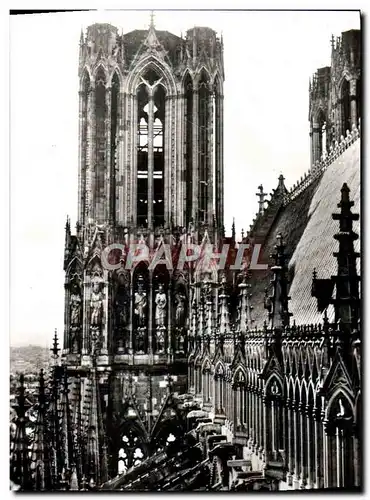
(256, 184, 267, 214)
(51, 328, 60, 360)
(149, 10, 155, 29)
(277, 174, 286, 195)
(231, 217, 236, 240)
(331, 34, 335, 50)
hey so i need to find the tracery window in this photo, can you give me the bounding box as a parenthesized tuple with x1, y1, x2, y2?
(198, 71, 209, 223)
(117, 431, 145, 474)
(95, 68, 107, 221)
(184, 74, 193, 225)
(110, 72, 119, 223)
(136, 70, 166, 228)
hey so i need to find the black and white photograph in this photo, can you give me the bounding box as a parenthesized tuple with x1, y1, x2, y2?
(8, 7, 362, 492)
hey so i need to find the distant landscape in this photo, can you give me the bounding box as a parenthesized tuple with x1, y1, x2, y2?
(10, 345, 52, 375)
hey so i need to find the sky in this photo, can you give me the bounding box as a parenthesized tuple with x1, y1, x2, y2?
(10, 9, 360, 346)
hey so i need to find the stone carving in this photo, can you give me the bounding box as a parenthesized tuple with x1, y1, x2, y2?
(134, 277, 147, 327)
(70, 288, 82, 327)
(156, 328, 166, 354)
(69, 282, 82, 353)
(90, 279, 103, 327)
(175, 291, 186, 328)
(155, 284, 167, 327)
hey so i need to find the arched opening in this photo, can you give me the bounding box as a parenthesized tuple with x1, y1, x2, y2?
(265, 378, 284, 462)
(214, 362, 225, 414)
(137, 84, 149, 227)
(341, 79, 351, 136)
(136, 69, 166, 229)
(293, 381, 301, 480)
(110, 72, 120, 224)
(300, 384, 307, 486)
(184, 73, 193, 226)
(306, 383, 315, 487)
(326, 394, 355, 488)
(202, 359, 212, 404)
(198, 70, 210, 224)
(232, 369, 246, 431)
(95, 68, 107, 222)
(195, 357, 202, 395)
(117, 425, 147, 474)
(213, 75, 221, 220)
(153, 84, 165, 228)
(317, 110, 326, 160)
(80, 71, 90, 222)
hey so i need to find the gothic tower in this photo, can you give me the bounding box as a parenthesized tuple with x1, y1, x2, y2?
(62, 16, 224, 482)
(309, 29, 361, 165)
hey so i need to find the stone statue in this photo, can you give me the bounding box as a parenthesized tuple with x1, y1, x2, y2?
(90, 280, 103, 327)
(115, 286, 128, 328)
(134, 278, 147, 327)
(175, 292, 186, 327)
(155, 284, 167, 328)
(70, 289, 82, 327)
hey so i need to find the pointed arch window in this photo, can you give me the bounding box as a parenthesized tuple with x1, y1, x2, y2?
(184, 74, 193, 226)
(232, 369, 246, 430)
(317, 110, 326, 161)
(137, 85, 149, 227)
(341, 79, 351, 136)
(153, 85, 165, 227)
(198, 71, 209, 223)
(79, 70, 91, 224)
(326, 395, 355, 488)
(110, 72, 120, 223)
(136, 70, 166, 229)
(95, 68, 107, 221)
(117, 432, 146, 473)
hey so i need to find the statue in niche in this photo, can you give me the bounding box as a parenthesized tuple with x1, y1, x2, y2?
(155, 284, 167, 328)
(176, 329, 186, 354)
(156, 328, 165, 354)
(136, 328, 145, 353)
(175, 291, 186, 328)
(134, 277, 147, 328)
(70, 284, 82, 327)
(115, 286, 128, 327)
(69, 282, 82, 353)
(90, 279, 103, 327)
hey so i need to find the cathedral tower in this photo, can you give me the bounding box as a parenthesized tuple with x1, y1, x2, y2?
(62, 16, 224, 481)
(77, 19, 224, 231)
(309, 29, 361, 165)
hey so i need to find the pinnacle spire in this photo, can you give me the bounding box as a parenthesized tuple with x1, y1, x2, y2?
(149, 10, 155, 29)
(265, 233, 292, 329)
(51, 329, 60, 363)
(331, 183, 360, 331)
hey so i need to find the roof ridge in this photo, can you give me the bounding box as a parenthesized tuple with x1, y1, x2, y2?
(284, 119, 361, 206)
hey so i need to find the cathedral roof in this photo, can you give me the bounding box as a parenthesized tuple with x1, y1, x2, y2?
(248, 138, 360, 327)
